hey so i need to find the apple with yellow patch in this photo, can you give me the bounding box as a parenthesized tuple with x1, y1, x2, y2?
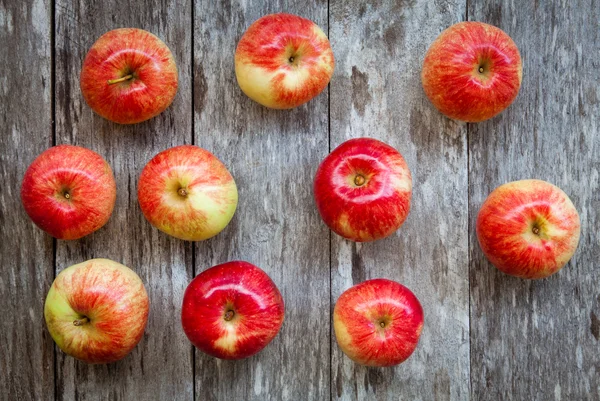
(137, 145, 238, 241)
(44, 258, 149, 364)
(235, 13, 335, 109)
(181, 261, 285, 359)
(476, 179, 581, 279)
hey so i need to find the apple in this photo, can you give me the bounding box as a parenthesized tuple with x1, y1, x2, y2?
(235, 13, 335, 109)
(334, 278, 424, 367)
(421, 21, 522, 122)
(80, 28, 178, 124)
(313, 137, 412, 242)
(181, 261, 285, 359)
(476, 179, 581, 279)
(21, 144, 117, 240)
(44, 258, 149, 364)
(137, 145, 238, 241)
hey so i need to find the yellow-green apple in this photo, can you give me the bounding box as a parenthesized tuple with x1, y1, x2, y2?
(181, 261, 284, 359)
(44, 258, 149, 364)
(334, 279, 424, 367)
(21, 145, 116, 240)
(235, 13, 335, 109)
(313, 138, 412, 242)
(421, 21, 522, 122)
(476, 179, 581, 279)
(137, 145, 238, 241)
(80, 28, 178, 124)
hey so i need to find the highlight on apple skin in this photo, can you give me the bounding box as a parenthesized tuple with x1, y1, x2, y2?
(421, 21, 522, 122)
(80, 28, 178, 124)
(44, 258, 149, 364)
(313, 137, 412, 242)
(235, 13, 335, 109)
(476, 179, 581, 279)
(21, 144, 117, 240)
(137, 145, 238, 242)
(181, 261, 285, 360)
(334, 278, 424, 367)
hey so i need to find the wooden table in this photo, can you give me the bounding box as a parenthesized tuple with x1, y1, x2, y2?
(1, 1, 598, 400)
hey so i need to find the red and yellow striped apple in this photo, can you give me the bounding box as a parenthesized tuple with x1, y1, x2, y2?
(334, 279, 424, 367)
(235, 13, 334, 109)
(21, 145, 116, 240)
(44, 258, 149, 364)
(80, 28, 178, 124)
(137, 145, 238, 241)
(421, 21, 522, 122)
(181, 261, 285, 360)
(476, 179, 581, 279)
(313, 138, 412, 242)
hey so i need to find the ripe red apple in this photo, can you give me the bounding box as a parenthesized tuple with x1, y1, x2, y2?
(44, 258, 149, 364)
(476, 179, 581, 279)
(313, 138, 412, 242)
(334, 279, 424, 367)
(421, 21, 522, 122)
(181, 261, 285, 359)
(21, 145, 116, 240)
(80, 28, 178, 124)
(235, 13, 335, 109)
(137, 145, 238, 241)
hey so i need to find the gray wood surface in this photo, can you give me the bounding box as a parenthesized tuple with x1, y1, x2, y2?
(193, 1, 331, 400)
(329, 1, 470, 400)
(1, 0, 598, 400)
(0, 0, 54, 400)
(53, 0, 193, 399)
(468, 1, 600, 400)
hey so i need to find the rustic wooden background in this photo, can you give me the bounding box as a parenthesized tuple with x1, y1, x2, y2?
(1, 0, 598, 400)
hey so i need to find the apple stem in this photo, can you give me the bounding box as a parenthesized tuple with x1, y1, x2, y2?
(73, 317, 89, 326)
(224, 310, 235, 321)
(107, 74, 134, 85)
(354, 174, 366, 187)
(478, 66, 484, 73)
(178, 188, 188, 197)
(63, 192, 71, 199)
(532, 226, 540, 235)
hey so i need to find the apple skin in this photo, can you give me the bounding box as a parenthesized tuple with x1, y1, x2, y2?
(181, 261, 285, 360)
(80, 28, 178, 124)
(235, 13, 335, 109)
(334, 279, 424, 367)
(137, 145, 238, 241)
(476, 179, 581, 279)
(44, 258, 149, 364)
(421, 21, 522, 122)
(313, 138, 412, 242)
(21, 145, 117, 240)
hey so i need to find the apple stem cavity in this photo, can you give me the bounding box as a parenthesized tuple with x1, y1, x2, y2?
(354, 174, 366, 187)
(107, 74, 134, 85)
(224, 310, 235, 321)
(73, 317, 90, 326)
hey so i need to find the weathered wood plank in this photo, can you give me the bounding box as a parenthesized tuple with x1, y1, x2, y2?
(0, 0, 54, 400)
(193, 1, 330, 400)
(468, 1, 600, 400)
(329, 1, 470, 400)
(54, 0, 193, 399)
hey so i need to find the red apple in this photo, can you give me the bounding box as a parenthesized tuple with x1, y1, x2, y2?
(235, 13, 335, 109)
(421, 21, 522, 122)
(313, 138, 412, 242)
(137, 145, 238, 241)
(334, 279, 424, 367)
(476, 179, 581, 279)
(80, 28, 178, 124)
(181, 261, 284, 359)
(44, 258, 149, 364)
(21, 145, 116, 240)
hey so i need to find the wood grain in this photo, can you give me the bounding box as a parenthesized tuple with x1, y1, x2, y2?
(0, 0, 54, 399)
(54, 0, 193, 399)
(329, 1, 470, 400)
(468, 1, 600, 400)
(192, 1, 331, 400)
